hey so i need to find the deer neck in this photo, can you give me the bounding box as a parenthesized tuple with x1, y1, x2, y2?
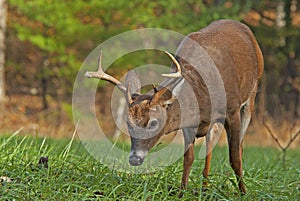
(163, 92, 203, 134)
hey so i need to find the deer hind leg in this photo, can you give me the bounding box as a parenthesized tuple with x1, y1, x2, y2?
(202, 122, 224, 188)
(225, 110, 247, 194)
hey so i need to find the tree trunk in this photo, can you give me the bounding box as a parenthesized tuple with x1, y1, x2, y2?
(276, 1, 286, 47)
(0, 0, 7, 103)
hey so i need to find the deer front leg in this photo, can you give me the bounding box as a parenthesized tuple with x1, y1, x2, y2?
(178, 142, 194, 198)
(202, 122, 223, 189)
(202, 135, 212, 188)
(178, 128, 196, 198)
(181, 142, 195, 189)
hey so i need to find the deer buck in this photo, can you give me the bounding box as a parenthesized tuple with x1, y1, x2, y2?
(85, 20, 264, 195)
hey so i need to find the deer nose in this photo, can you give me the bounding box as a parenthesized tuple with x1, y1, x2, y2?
(129, 154, 144, 166)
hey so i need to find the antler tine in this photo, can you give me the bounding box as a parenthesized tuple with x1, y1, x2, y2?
(162, 51, 182, 78)
(126, 82, 133, 104)
(96, 49, 104, 73)
(152, 83, 158, 93)
(85, 50, 127, 94)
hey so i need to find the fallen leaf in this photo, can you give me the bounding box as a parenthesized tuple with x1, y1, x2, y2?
(0, 176, 13, 183)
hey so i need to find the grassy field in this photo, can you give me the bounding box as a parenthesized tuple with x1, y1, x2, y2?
(0, 133, 299, 200)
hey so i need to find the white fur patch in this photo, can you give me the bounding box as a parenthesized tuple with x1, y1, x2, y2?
(208, 123, 223, 142)
(130, 150, 148, 159)
(240, 98, 251, 141)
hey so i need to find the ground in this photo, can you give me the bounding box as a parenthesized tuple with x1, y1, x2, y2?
(0, 135, 299, 200)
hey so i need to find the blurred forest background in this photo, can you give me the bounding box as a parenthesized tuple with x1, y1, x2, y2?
(0, 0, 299, 146)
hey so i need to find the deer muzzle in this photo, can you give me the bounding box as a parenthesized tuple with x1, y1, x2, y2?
(129, 150, 148, 166)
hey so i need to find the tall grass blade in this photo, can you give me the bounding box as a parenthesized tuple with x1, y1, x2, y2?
(60, 121, 78, 159)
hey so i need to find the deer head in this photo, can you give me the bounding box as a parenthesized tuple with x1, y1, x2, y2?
(85, 50, 184, 166)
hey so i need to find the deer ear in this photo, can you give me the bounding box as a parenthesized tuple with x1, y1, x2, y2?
(152, 79, 184, 106)
(152, 87, 172, 104)
(125, 70, 141, 95)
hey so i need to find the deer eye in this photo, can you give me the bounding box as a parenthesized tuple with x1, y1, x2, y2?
(148, 119, 159, 129)
(150, 120, 158, 127)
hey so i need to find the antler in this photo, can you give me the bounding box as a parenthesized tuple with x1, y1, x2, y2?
(85, 50, 127, 94)
(162, 51, 182, 78)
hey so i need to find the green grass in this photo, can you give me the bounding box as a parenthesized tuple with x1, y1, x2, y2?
(1, 134, 300, 200)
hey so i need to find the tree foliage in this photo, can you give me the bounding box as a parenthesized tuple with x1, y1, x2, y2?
(6, 0, 250, 101)
(5, 0, 300, 119)
(249, 0, 300, 119)
(0, 0, 7, 103)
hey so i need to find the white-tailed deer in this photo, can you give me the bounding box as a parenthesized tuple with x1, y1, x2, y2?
(85, 20, 264, 195)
